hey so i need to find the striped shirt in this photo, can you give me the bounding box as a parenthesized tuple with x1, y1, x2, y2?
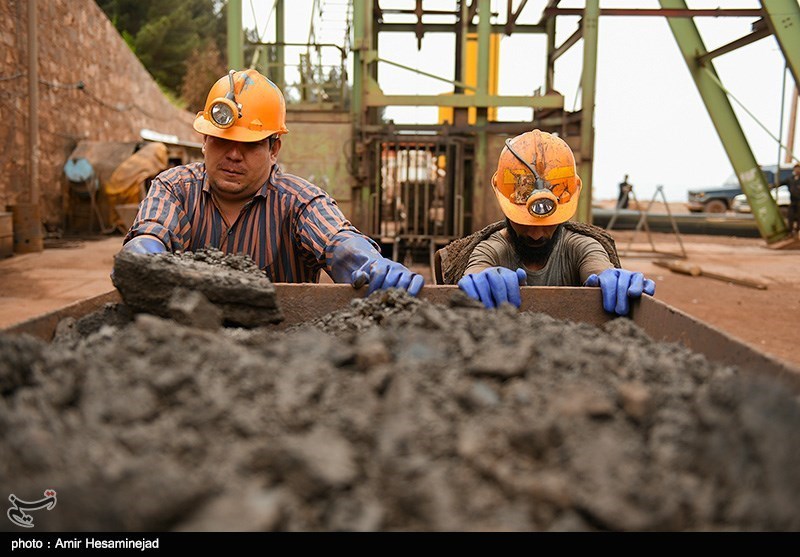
(124, 162, 369, 283)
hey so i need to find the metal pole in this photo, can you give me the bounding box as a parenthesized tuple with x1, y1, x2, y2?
(776, 64, 787, 186)
(544, 10, 556, 92)
(761, 0, 800, 91)
(227, 0, 244, 70)
(352, 0, 365, 129)
(473, 0, 491, 228)
(275, 0, 285, 90)
(28, 0, 38, 207)
(786, 87, 798, 164)
(577, 0, 599, 224)
(15, 0, 43, 253)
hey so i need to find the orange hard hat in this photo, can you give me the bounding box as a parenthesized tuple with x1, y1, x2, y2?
(491, 129, 581, 226)
(193, 69, 289, 142)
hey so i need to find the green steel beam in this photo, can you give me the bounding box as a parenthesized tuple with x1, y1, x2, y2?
(476, 0, 490, 98)
(352, 0, 366, 129)
(696, 24, 771, 66)
(275, 0, 285, 90)
(363, 90, 564, 108)
(761, 0, 800, 89)
(547, 7, 764, 17)
(544, 9, 556, 92)
(364, 53, 477, 91)
(458, 0, 468, 87)
(226, 0, 243, 70)
(577, 0, 599, 224)
(376, 23, 545, 34)
(351, 0, 367, 231)
(551, 23, 583, 62)
(475, 0, 491, 229)
(452, 0, 469, 126)
(661, 0, 788, 243)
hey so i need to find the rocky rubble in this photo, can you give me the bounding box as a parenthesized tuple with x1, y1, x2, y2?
(2, 254, 799, 531)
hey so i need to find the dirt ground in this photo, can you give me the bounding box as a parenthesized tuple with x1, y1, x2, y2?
(615, 231, 800, 370)
(2, 264, 800, 531)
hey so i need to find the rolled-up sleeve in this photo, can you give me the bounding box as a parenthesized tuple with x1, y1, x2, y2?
(293, 194, 378, 273)
(124, 177, 192, 251)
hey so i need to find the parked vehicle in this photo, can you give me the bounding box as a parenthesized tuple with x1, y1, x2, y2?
(731, 185, 790, 218)
(686, 164, 794, 213)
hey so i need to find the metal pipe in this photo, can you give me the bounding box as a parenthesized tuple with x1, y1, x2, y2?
(376, 23, 545, 34)
(227, 0, 243, 70)
(473, 0, 491, 229)
(696, 25, 771, 66)
(275, 0, 285, 90)
(786, 87, 798, 164)
(577, 0, 599, 224)
(545, 8, 764, 17)
(13, 0, 44, 254)
(776, 64, 787, 187)
(550, 23, 583, 63)
(27, 0, 38, 206)
(370, 55, 477, 92)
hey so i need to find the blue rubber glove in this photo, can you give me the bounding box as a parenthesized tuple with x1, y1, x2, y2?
(457, 266, 528, 309)
(121, 235, 167, 255)
(584, 268, 656, 316)
(330, 236, 424, 296)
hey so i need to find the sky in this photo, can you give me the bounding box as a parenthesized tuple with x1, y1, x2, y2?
(242, 0, 799, 203)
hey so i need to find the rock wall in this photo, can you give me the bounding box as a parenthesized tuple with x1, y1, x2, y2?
(0, 0, 200, 232)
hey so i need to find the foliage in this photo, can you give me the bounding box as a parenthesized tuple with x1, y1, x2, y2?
(180, 41, 227, 114)
(97, 0, 226, 104)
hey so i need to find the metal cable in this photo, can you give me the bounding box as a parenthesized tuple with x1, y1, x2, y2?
(703, 66, 799, 165)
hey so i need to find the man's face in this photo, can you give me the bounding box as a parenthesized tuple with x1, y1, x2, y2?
(203, 135, 279, 200)
(506, 218, 559, 260)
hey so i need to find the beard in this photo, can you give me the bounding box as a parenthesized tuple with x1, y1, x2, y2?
(506, 218, 558, 263)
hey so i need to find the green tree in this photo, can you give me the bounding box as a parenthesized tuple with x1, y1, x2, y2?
(180, 40, 227, 114)
(97, 0, 226, 101)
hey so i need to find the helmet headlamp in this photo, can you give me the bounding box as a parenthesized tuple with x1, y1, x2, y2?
(504, 138, 558, 219)
(207, 70, 242, 129)
(527, 194, 557, 217)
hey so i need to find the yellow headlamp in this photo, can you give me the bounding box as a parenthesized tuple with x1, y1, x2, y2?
(505, 138, 558, 218)
(206, 70, 242, 129)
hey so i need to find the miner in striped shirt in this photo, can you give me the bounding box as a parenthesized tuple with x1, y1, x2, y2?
(122, 69, 423, 296)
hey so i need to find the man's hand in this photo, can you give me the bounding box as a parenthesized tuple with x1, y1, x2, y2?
(330, 236, 424, 297)
(584, 268, 656, 316)
(121, 235, 167, 255)
(352, 258, 424, 296)
(457, 266, 527, 309)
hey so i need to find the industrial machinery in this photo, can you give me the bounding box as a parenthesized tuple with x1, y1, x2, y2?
(229, 0, 799, 251)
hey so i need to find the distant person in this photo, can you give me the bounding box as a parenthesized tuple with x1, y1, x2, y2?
(437, 130, 655, 316)
(789, 163, 800, 238)
(617, 174, 632, 209)
(120, 69, 423, 295)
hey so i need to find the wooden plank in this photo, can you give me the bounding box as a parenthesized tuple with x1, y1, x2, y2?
(3, 290, 122, 342)
(653, 259, 768, 290)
